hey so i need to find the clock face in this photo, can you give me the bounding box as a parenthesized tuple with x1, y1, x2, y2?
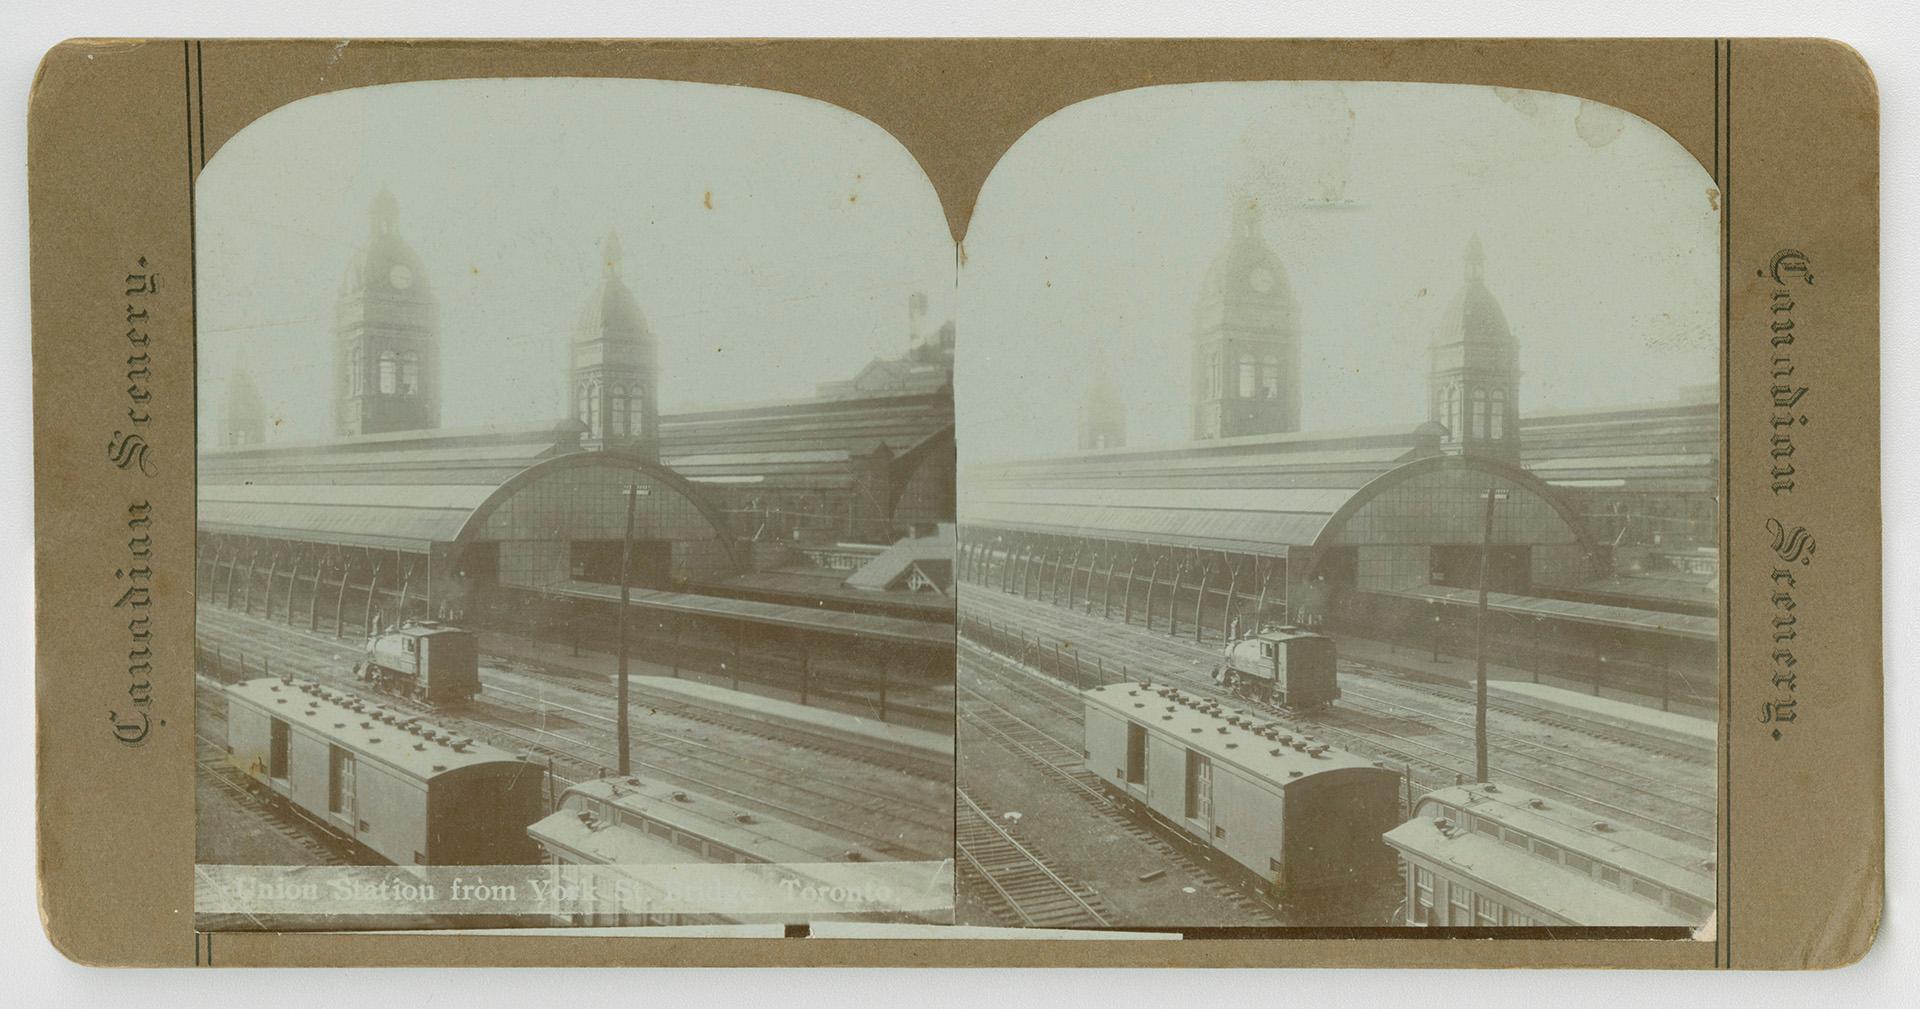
(1248, 267, 1275, 293)
(388, 264, 414, 290)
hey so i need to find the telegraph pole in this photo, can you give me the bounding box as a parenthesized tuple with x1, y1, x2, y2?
(616, 480, 638, 777)
(1475, 484, 1508, 783)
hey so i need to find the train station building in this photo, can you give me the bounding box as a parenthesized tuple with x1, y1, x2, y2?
(962, 212, 1718, 707)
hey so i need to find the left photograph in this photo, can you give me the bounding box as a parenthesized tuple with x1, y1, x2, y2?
(192, 79, 957, 930)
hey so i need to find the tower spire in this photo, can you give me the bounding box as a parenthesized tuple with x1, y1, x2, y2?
(1465, 233, 1485, 282)
(602, 230, 623, 274)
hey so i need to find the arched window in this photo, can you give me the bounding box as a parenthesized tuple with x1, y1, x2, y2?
(576, 384, 590, 425)
(378, 351, 397, 395)
(397, 352, 420, 395)
(587, 382, 602, 439)
(1443, 385, 1459, 439)
(1238, 355, 1257, 398)
(1490, 388, 1508, 439)
(1260, 355, 1280, 398)
(1471, 388, 1489, 440)
(609, 386, 627, 436)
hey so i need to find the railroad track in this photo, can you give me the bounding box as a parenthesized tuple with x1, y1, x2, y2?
(956, 787, 1111, 929)
(196, 612, 951, 861)
(958, 647, 1289, 924)
(194, 688, 353, 867)
(199, 604, 953, 783)
(958, 589, 1715, 848)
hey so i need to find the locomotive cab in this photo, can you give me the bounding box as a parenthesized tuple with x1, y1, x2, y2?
(1215, 626, 1340, 710)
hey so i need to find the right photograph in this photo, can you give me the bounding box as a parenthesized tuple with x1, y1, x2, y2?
(953, 81, 1720, 930)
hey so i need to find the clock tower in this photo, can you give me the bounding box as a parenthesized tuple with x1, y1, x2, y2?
(1190, 197, 1300, 441)
(333, 190, 440, 438)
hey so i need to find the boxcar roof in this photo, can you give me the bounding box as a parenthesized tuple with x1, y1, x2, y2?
(549, 776, 885, 865)
(1084, 682, 1387, 784)
(1404, 783, 1713, 901)
(1382, 818, 1694, 926)
(226, 677, 529, 781)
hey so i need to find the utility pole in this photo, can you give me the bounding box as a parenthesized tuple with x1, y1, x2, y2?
(616, 480, 638, 777)
(1475, 484, 1509, 783)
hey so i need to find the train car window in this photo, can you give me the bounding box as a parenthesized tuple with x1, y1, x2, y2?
(1563, 852, 1594, 874)
(1473, 817, 1500, 837)
(1261, 642, 1275, 659)
(673, 831, 703, 854)
(1529, 839, 1560, 862)
(1474, 894, 1501, 927)
(1500, 827, 1528, 849)
(1629, 877, 1664, 903)
(269, 718, 289, 780)
(646, 821, 671, 840)
(1447, 882, 1471, 926)
(1412, 867, 1435, 925)
(1597, 865, 1622, 888)
(404, 637, 417, 654)
(1504, 908, 1534, 926)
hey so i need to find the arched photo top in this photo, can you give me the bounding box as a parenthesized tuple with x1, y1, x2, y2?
(195, 76, 955, 446)
(959, 80, 1719, 466)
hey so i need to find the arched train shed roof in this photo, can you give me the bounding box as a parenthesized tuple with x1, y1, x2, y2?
(960, 424, 1596, 559)
(198, 421, 736, 563)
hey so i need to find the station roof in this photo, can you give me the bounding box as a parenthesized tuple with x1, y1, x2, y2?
(1085, 682, 1393, 784)
(660, 391, 953, 490)
(1519, 398, 1718, 495)
(226, 676, 532, 782)
(1391, 781, 1714, 915)
(198, 422, 584, 552)
(1397, 585, 1717, 641)
(551, 579, 953, 650)
(961, 425, 1441, 556)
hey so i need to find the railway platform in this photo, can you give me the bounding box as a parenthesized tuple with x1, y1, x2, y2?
(1328, 632, 1713, 720)
(475, 629, 953, 764)
(1489, 681, 1714, 752)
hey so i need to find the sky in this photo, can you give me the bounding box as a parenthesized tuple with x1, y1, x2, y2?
(957, 81, 1721, 463)
(195, 78, 955, 447)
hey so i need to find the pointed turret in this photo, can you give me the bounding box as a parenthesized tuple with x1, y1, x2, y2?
(1429, 234, 1521, 462)
(569, 231, 660, 458)
(1190, 194, 1301, 441)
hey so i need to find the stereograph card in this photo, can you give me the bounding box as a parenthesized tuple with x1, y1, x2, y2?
(28, 38, 1881, 968)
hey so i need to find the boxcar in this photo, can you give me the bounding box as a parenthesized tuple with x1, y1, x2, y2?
(224, 677, 543, 865)
(1083, 681, 1400, 897)
(1383, 782, 1714, 927)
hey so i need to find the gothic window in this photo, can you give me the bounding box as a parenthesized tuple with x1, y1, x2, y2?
(1491, 389, 1508, 439)
(378, 351, 398, 395)
(588, 382, 602, 439)
(1238, 355, 1257, 398)
(576, 384, 590, 425)
(612, 386, 628, 437)
(1443, 385, 1459, 440)
(1471, 388, 1489, 440)
(397, 352, 420, 395)
(1260, 355, 1280, 398)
